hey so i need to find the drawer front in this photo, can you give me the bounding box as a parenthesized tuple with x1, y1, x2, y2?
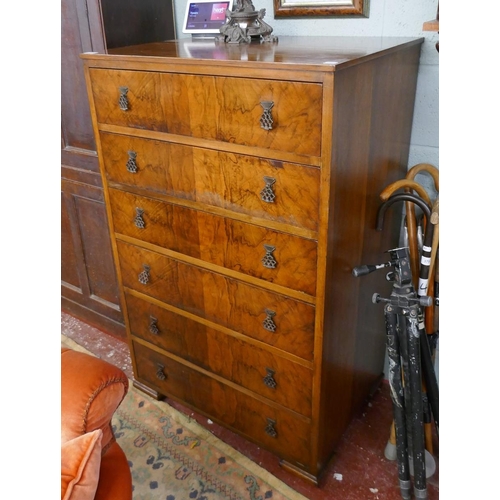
(117, 240, 315, 360)
(110, 188, 317, 295)
(100, 132, 321, 232)
(90, 69, 322, 156)
(126, 293, 313, 417)
(133, 340, 312, 467)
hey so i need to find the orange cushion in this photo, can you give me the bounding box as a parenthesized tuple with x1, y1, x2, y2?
(61, 429, 102, 500)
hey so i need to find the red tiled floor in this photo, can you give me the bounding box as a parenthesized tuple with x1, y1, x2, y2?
(62, 311, 439, 499)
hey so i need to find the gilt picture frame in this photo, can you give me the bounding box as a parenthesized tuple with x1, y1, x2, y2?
(273, 0, 369, 18)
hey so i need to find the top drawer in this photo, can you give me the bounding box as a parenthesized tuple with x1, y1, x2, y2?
(89, 69, 323, 157)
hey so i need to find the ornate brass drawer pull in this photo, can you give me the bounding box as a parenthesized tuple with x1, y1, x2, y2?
(138, 264, 150, 285)
(262, 245, 277, 269)
(126, 150, 138, 173)
(260, 101, 274, 130)
(134, 208, 145, 229)
(156, 363, 167, 381)
(118, 86, 129, 111)
(260, 176, 276, 203)
(149, 316, 159, 335)
(263, 368, 277, 389)
(265, 418, 277, 438)
(263, 309, 276, 332)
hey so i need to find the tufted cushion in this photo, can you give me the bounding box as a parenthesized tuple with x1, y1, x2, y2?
(61, 429, 102, 500)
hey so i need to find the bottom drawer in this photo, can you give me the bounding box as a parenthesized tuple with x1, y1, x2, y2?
(132, 340, 312, 468)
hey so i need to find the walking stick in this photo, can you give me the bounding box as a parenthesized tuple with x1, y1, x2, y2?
(406, 165, 439, 340)
(380, 179, 432, 205)
(421, 198, 440, 437)
(404, 169, 439, 456)
(428, 199, 439, 285)
(406, 163, 439, 192)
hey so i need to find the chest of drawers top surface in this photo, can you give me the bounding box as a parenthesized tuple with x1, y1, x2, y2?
(84, 36, 423, 71)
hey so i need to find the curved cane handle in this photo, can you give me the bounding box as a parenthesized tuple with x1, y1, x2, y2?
(379, 180, 431, 205)
(406, 163, 439, 192)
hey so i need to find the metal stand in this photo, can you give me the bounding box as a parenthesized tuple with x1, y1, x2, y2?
(353, 247, 439, 500)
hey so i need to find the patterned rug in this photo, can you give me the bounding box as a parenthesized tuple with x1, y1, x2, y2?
(61, 335, 308, 500)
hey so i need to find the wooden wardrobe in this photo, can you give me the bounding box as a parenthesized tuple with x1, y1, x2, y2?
(61, 0, 176, 338)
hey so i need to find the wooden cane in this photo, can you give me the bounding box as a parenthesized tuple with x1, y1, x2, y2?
(405, 164, 439, 289)
(406, 163, 439, 192)
(429, 199, 439, 281)
(422, 198, 439, 455)
(422, 199, 438, 332)
(416, 199, 439, 456)
(406, 167, 439, 344)
(425, 198, 439, 341)
(380, 179, 432, 204)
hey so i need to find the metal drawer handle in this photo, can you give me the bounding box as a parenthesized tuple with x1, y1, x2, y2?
(260, 101, 274, 130)
(119, 86, 129, 111)
(138, 264, 150, 285)
(149, 316, 159, 335)
(263, 368, 277, 389)
(126, 151, 138, 173)
(156, 363, 167, 381)
(260, 176, 276, 203)
(134, 208, 145, 229)
(263, 309, 276, 332)
(262, 245, 277, 269)
(265, 418, 277, 438)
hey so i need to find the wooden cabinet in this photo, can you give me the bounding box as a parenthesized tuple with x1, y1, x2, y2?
(82, 36, 423, 482)
(61, 0, 175, 338)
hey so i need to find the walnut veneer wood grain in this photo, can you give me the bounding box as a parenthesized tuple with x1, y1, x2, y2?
(117, 240, 315, 360)
(82, 36, 424, 482)
(133, 341, 312, 466)
(99, 132, 321, 232)
(90, 69, 323, 156)
(126, 292, 313, 416)
(109, 188, 318, 295)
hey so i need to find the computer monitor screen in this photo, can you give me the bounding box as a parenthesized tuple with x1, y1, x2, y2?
(182, 0, 233, 34)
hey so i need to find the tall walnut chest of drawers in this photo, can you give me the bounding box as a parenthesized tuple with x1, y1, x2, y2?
(82, 36, 424, 483)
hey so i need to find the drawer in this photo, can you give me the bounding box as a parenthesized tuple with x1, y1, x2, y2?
(117, 240, 315, 360)
(110, 188, 317, 295)
(100, 132, 320, 232)
(89, 69, 322, 156)
(133, 340, 312, 467)
(126, 292, 313, 417)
